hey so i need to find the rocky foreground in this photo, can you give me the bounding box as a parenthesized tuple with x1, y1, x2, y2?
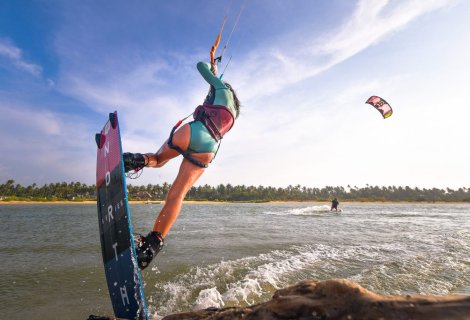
(89, 279, 470, 320)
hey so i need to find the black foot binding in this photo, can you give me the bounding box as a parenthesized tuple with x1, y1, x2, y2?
(123, 152, 146, 173)
(136, 231, 164, 270)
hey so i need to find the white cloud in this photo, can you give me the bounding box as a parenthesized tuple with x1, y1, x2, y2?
(316, 0, 452, 60)
(5, 0, 460, 187)
(0, 100, 96, 184)
(0, 38, 42, 77)
(52, 0, 453, 142)
(0, 103, 62, 136)
(231, 0, 453, 101)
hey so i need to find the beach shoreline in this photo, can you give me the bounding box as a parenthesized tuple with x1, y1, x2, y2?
(0, 200, 466, 205)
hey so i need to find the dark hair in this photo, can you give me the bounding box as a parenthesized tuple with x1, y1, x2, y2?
(224, 82, 241, 118)
(203, 83, 241, 118)
(203, 85, 216, 105)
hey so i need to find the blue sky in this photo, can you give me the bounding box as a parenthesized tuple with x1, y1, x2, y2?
(1, 0, 469, 189)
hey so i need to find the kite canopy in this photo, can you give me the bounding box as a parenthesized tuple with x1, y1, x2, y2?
(366, 96, 393, 119)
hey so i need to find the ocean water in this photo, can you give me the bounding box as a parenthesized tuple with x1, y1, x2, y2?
(0, 202, 469, 319)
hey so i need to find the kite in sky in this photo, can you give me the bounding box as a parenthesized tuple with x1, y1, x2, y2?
(366, 96, 393, 119)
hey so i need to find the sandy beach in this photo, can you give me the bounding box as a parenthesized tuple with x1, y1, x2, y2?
(0, 200, 227, 205)
(0, 200, 462, 205)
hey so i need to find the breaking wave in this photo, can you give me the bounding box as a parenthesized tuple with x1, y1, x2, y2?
(264, 205, 334, 216)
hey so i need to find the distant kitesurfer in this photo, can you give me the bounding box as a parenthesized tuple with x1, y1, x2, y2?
(331, 198, 339, 212)
(123, 61, 240, 270)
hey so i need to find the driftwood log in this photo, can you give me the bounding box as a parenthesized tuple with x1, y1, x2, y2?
(89, 279, 470, 320)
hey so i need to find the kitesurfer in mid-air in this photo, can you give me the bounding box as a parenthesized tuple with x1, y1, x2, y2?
(123, 61, 240, 270)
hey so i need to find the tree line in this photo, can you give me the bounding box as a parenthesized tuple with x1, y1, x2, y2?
(0, 179, 469, 202)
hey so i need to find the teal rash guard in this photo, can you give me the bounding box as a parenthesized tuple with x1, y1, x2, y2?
(187, 62, 236, 154)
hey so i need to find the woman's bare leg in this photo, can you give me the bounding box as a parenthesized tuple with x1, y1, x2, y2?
(153, 153, 213, 237)
(145, 124, 191, 168)
(137, 122, 214, 236)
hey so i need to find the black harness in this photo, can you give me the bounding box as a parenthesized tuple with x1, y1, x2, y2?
(168, 104, 235, 168)
(167, 125, 209, 168)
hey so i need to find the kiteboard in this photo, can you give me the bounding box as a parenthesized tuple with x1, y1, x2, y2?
(95, 111, 148, 320)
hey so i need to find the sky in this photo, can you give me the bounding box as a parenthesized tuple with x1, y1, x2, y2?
(1, 0, 469, 189)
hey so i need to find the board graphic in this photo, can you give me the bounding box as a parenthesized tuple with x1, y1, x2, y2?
(95, 111, 148, 320)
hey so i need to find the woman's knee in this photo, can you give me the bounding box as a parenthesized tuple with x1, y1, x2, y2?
(165, 187, 186, 204)
(154, 142, 181, 167)
(154, 157, 169, 168)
